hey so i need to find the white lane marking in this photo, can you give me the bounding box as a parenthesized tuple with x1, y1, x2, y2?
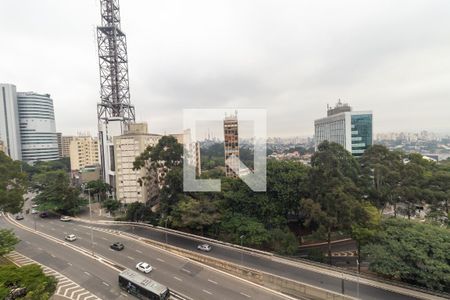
(50, 254, 56, 258)
(102, 281, 110, 287)
(174, 276, 182, 282)
(203, 289, 213, 295)
(127, 256, 135, 260)
(240, 292, 252, 298)
(120, 292, 129, 297)
(76, 291, 90, 300)
(83, 271, 91, 276)
(101, 237, 108, 241)
(208, 279, 218, 285)
(181, 268, 191, 274)
(67, 262, 72, 266)
(135, 249, 142, 254)
(156, 258, 165, 262)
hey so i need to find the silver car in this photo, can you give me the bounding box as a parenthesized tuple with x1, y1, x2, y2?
(65, 234, 77, 242)
(197, 243, 212, 252)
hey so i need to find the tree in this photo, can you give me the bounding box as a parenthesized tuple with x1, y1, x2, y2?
(0, 229, 19, 256)
(85, 179, 111, 201)
(32, 170, 86, 215)
(362, 218, 450, 292)
(307, 141, 363, 264)
(0, 152, 27, 214)
(351, 202, 380, 272)
(219, 214, 270, 247)
(102, 199, 121, 215)
(269, 228, 298, 255)
(266, 160, 309, 225)
(0, 264, 57, 299)
(124, 202, 155, 223)
(360, 145, 402, 211)
(133, 136, 183, 208)
(171, 197, 221, 235)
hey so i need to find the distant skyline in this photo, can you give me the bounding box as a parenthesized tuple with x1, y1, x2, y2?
(1, 0, 450, 137)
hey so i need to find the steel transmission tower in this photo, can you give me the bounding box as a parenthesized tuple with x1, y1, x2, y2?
(96, 0, 135, 187)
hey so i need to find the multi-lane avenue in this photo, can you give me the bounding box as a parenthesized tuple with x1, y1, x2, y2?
(82, 220, 446, 300)
(1, 213, 296, 300)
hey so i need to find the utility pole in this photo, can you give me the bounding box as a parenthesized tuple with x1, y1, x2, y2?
(87, 188, 94, 256)
(357, 259, 360, 298)
(165, 218, 168, 245)
(240, 235, 245, 265)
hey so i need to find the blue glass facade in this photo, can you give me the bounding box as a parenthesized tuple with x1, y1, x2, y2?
(351, 114, 372, 156)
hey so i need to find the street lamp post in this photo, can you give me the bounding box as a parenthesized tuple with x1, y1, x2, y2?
(240, 235, 245, 265)
(356, 259, 360, 298)
(165, 218, 168, 245)
(87, 188, 94, 256)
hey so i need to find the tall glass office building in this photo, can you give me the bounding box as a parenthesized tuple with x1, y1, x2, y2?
(17, 92, 59, 163)
(0, 83, 22, 160)
(314, 101, 373, 157)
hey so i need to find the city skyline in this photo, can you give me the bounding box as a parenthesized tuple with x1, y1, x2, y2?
(1, 0, 450, 137)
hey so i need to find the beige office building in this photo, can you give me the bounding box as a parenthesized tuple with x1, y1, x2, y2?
(69, 136, 100, 171)
(114, 123, 161, 204)
(62, 136, 76, 158)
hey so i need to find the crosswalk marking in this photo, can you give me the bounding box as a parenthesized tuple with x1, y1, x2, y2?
(5, 251, 102, 300)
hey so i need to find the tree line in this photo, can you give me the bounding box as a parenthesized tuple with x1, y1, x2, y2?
(132, 137, 450, 292)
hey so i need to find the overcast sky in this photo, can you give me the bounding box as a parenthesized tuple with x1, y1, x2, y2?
(1, 0, 449, 137)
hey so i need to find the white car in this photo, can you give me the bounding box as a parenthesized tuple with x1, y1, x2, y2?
(60, 216, 71, 222)
(136, 262, 152, 273)
(197, 244, 212, 252)
(31, 204, 38, 208)
(31, 209, 38, 214)
(65, 234, 77, 242)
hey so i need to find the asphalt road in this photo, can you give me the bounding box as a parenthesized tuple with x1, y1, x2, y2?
(87, 222, 422, 300)
(4, 214, 293, 300)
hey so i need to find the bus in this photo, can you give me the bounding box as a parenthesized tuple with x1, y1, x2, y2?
(118, 269, 170, 300)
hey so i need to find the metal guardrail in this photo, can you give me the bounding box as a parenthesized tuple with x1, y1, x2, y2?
(76, 218, 450, 300)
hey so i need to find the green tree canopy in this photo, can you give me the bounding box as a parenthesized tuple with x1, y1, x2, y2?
(32, 170, 85, 215)
(0, 264, 57, 300)
(0, 152, 27, 214)
(0, 229, 19, 256)
(170, 196, 221, 235)
(362, 218, 450, 292)
(84, 179, 111, 201)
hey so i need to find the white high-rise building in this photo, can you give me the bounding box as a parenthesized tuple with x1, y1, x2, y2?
(17, 92, 59, 163)
(114, 123, 161, 204)
(0, 84, 22, 160)
(314, 100, 373, 157)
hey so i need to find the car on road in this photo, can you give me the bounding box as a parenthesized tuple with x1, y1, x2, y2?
(65, 234, 77, 242)
(39, 212, 48, 218)
(60, 216, 71, 222)
(15, 214, 24, 220)
(197, 243, 212, 252)
(31, 204, 38, 208)
(110, 242, 124, 251)
(31, 209, 38, 214)
(136, 262, 153, 273)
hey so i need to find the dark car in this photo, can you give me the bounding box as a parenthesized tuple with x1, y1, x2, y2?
(15, 214, 24, 220)
(39, 212, 48, 218)
(110, 242, 124, 251)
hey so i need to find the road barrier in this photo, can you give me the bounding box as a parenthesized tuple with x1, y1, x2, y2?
(110, 229, 355, 300)
(75, 218, 449, 300)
